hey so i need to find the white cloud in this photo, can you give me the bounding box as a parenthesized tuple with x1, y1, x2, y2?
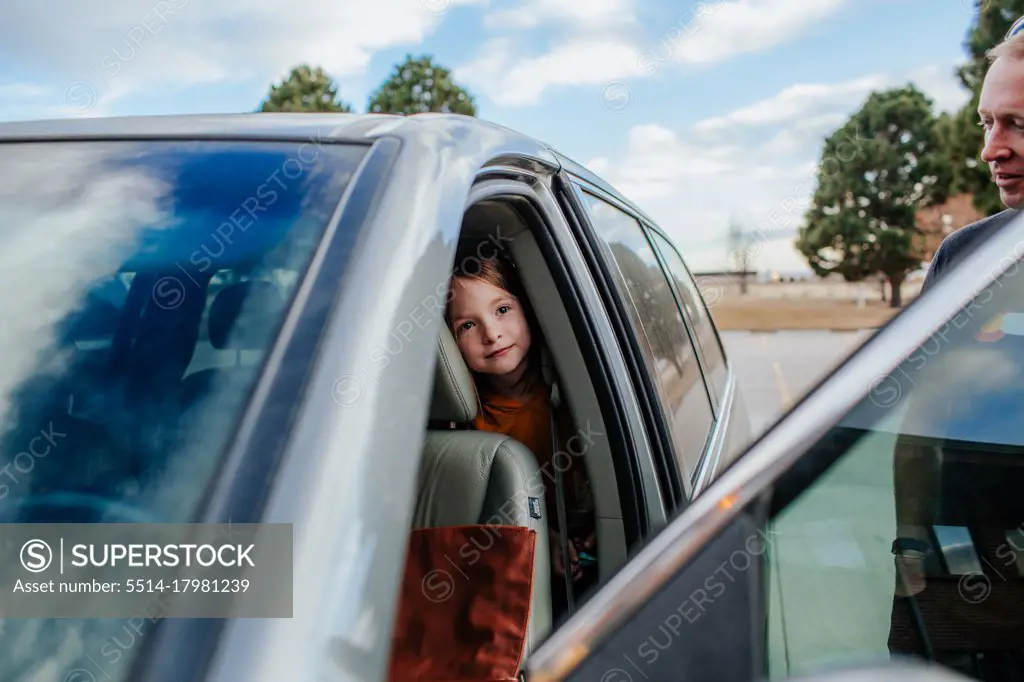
(0, 0, 484, 116)
(907, 63, 972, 114)
(0, 82, 116, 122)
(664, 0, 849, 66)
(592, 128, 821, 272)
(759, 113, 850, 157)
(455, 37, 647, 106)
(484, 0, 635, 30)
(458, 0, 849, 106)
(696, 66, 969, 134)
(694, 75, 888, 132)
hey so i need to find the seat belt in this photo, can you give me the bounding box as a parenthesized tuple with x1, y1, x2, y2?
(548, 380, 576, 616)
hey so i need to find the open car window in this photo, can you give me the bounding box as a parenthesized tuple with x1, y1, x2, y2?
(0, 139, 366, 681)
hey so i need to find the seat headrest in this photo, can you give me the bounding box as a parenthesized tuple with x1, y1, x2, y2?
(208, 280, 285, 350)
(430, 325, 478, 423)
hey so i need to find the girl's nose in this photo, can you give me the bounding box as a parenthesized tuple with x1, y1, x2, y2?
(479, 319, 501, 342)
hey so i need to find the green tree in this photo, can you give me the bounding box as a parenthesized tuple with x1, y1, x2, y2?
(796, 86, 950, 308)
(258, 64, 354, 113)
(367, 54, 476, 116)
(946, 0, 1024, 214)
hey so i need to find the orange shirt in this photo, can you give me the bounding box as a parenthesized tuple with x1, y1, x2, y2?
(473, 387, 554, 465)
(473, 386, 593, 536)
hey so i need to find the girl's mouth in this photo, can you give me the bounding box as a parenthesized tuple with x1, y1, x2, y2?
(487, 345, 513, 359)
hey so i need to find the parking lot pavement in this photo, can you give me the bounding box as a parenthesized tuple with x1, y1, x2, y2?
(720, 330, 874, 435)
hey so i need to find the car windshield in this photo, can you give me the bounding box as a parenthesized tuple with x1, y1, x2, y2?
(0, 139, 366, 679)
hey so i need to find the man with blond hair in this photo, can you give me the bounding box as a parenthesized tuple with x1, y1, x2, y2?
(888, 16, 1024, 668)
(918, 16, 1024, 291)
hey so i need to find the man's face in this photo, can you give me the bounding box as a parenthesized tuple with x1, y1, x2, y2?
(979, 56, 1024, 209)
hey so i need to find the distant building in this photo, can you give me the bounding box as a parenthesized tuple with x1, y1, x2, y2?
(915, 193, 984, 262)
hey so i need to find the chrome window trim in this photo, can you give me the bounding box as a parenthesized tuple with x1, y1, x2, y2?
(525, 214, 1024, 682)
(690, 366, 736, 497)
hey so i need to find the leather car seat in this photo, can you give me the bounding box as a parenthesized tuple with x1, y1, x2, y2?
(413, 324, 554, 655)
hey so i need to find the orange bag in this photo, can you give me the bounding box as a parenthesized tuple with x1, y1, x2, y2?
(388, 525, 536, 682)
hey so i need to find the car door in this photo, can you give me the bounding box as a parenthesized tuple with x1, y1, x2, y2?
(523, 211, 1024, 682)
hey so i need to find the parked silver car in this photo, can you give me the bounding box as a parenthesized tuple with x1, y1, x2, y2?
(0, 113, 1015, 682)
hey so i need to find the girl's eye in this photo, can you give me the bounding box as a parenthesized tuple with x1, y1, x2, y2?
(497, 305, 510, 315)
(458, 321, 473, 332)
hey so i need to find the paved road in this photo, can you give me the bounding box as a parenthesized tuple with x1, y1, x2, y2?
(721, 330, 874, 435)
(721, 329, 898, 676)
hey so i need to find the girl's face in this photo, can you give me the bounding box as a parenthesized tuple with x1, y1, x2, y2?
(447, 276, 532, 379)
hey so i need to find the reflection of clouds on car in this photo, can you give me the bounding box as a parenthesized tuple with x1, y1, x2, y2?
(0, 146, 172, 430)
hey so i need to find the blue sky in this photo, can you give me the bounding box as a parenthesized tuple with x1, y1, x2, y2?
(0, 0, 984, 273)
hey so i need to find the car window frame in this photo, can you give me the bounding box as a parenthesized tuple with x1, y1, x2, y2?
(524, 212, 1024, 682)
(558, 174, 690, 508)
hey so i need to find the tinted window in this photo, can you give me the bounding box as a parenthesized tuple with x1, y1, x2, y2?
(648, 229, 727, 400)
(576, 187, 714, 481)
(0, 140, 365, 680)
(764, 251, 1024, 679)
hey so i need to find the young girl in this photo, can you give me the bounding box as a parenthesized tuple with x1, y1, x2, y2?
(444, 249, 597, 600)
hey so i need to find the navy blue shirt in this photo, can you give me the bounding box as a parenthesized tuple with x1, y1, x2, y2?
(922, 208, 1021, 294)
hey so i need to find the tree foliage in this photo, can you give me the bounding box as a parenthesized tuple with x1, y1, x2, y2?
(258, 64, 353, 113)
(796, 86, 950, 307)
(946, 0, 1024, 213)
(367, 54, 476, 116)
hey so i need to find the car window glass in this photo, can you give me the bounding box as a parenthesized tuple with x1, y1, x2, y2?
(0, 140, 366, 681)
(647, 229, 727, 400)
(762, 252, 1024, 680)
(575, 186, 714, 482)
